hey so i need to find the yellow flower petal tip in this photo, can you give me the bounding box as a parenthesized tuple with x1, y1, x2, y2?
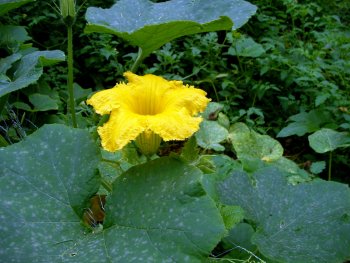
(87, 72, 211, 154)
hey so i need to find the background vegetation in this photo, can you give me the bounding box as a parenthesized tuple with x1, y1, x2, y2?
(1, 0, 349, 182)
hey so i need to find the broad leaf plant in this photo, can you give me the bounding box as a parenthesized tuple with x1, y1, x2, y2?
(1, 1, 349, 263)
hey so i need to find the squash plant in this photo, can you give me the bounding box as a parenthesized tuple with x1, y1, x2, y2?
(1, 1, 350, 262)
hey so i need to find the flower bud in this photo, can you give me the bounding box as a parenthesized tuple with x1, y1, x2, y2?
(59, 0, 76, 25)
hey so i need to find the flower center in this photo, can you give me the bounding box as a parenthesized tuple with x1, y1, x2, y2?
(132, 85, 166, 116)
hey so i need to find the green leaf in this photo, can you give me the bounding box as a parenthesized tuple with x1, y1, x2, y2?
(101, 157, 226, 262)
(221, 223, 257, 260)
(202, 102, 224, 120)
(201, 155, 242, 202)
(0, 26, 31, 51)
(217, 112, 230, 129)
(0, 54, 22, 74)
(218, 167, 350, 263)
(53, 157, 226, 261)
(277, 110, 329, 137)
(195, 120, 228, 151)
(219, 205, 245, 230)
(0, 134, 9, 147)
(181, 136, 199, 162)
(0, 50, 65, 97)
(0, 124, 100, 214)
(98, 145, 147, 188)
(228, 35, 265, 57)
(73, 83, 92, 103)
(310, 161, 326, 174)
(0, 93, 9, 114)
(28, 93, 59, 111)
(0, 0, 34, 16)
(1, 135, 226, 261)
(85, 0, 257, 60)
(0, 124, 101, 261)
(308, 128, 350, 153)
(315, 93, 330, 107)
(12, 101, 32, 111)
(229, 122, 283, 162)
(270, 157, 311, 184)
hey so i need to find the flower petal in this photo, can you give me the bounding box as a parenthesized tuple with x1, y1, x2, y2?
(160, 83, 210, 116)
(86, 87, 121, 115)
(98, 109, 146, 152)
(147, 110, 203, 141)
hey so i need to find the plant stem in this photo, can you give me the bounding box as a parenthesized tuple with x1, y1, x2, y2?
(236, 54, 244, 73)
(328, 151, 333, 181)
(252, 93, 257, 108)
(101, 177, 112, 193)
(67, 24, 77, 128)
(234, 45, 244, 73)
(210, 81, 220, 102)
(130, 47, 144, 73)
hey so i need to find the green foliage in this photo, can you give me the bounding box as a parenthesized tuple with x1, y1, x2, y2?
(0, 125, 227, 262)
(98, 145, 147, 189)
(0, 5, 66, 144)
(0, 124, 101, 216)
(180, 136, 199, 162)
(229, 122, 283, 162)
(85, 0, 257, 61)
(228, 35, 265, 58)
(1, 0, 350, 261)
(308, 128, 350, 153)
(103, 157, 226, 262)
(195, 120, 229, 151)
(219, 205, 245, 230)
(0, 24, 65, 98)
(310, 161, 326, 175)
(0, 0, 34, 15)
(28, 93, 59, 111)
(221, 223, 258, 260)
(0, 49, 65, 97)
(218, 167, 350, 263)
(277, 110, 331, 137)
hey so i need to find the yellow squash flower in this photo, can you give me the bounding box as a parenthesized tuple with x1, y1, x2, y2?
(87, 72, 210, 155)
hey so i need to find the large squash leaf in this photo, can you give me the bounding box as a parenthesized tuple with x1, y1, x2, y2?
(0, 0, 34, 16)
(85, 0, 257, 60)
(61, 157, 226, 262)
(0, 124, 100, 262)
(0, 125, 226, 262)
(218, 167, 350, 263)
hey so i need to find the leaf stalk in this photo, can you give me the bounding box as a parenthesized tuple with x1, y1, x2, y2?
(130, 47, 144, 73)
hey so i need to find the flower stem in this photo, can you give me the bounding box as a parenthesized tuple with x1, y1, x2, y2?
(67, 24, 77, 128)
(130, 47, 144, 73)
